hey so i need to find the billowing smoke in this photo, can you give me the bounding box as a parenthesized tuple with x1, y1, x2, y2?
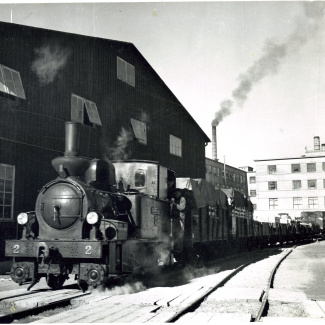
(212, 1, 325, 126)
(91, 281, 146, 296)
(106, 127, 133, 160)
(106, 112, 150, 160)
(31, 44, 70, 85)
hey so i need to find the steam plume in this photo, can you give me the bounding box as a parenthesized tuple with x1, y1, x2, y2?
(31, 44, 70, 85)
(106, 127, 133, 160)
(212, 1, 325, 126)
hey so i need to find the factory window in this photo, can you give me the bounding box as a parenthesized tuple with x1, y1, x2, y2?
(169, 135, 182, 157)
(293, 197, 302, 209)
(249, 176, 256, 184)
(307, 163, 316, 172)
(292, 180, 301, 189)
(0, 164, 15, 221)
(130, 118, 147, 145)
(268, 165, 276, 174)
(308, 179, 317, 189)
(213, 167, 217, 175)
(268, 181, 277, 190)
(117, 57, 135, 87)
(291, 164, 301, 173)
(253, 204, 257, 210)
(308, 197, 318, 209)
(0, 64, 26, 99)
(71, 94, 102, 127)
(250, 190, 256, 197)
(269, 198, 278, 209)
(323, 162, 325, 171)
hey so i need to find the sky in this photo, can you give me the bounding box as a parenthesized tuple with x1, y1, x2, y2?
(0, 1, 324, 169)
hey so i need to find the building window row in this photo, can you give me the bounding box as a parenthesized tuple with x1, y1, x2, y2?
(269, 197, 320, 210)
(268, 162, 325, 174)
(206, 165, 246, 184)
(266, 180, 325, 190)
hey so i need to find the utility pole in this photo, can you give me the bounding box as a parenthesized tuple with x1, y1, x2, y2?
(223, 155, 226, 187)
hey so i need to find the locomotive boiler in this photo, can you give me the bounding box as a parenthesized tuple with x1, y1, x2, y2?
(5, 122, 175, 290)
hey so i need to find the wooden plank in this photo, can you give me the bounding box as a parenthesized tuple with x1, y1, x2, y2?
(78, 304, 136, 323)
(71, 294, 113, 307)
(303, 300, 325, 318)
(31, 302, 115, 323)
(176, 311, 215, 323)
(208, 312, 252, 322)
(1, 289, 85, 308)
(177, 288, 209, 308)
(0, 288, 37, 301)
(174, 311, 198, 323)
(316, 300, 325, 314)
(112, 305, 160, 323)
(38, 291, 89, 306)
(144, 311, 176, 323)
(96, 305, 154, 323)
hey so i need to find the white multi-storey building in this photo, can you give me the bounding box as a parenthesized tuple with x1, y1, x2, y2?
(252, 137, 325, 222)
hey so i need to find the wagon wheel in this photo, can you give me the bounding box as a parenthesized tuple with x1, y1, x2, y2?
(46, 274, 66, 290)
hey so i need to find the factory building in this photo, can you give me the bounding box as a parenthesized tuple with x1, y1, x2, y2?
(0, 21, 209, 256)
(251, 136, 325, 223)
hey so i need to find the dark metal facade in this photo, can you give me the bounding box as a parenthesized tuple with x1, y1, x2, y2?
(0, 22, 209, 254)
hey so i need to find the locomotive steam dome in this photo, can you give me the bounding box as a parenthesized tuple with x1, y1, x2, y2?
(37, 181, 83, 229)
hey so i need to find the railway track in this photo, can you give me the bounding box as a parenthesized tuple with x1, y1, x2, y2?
(176, 247, 295, 322)
(0, 246, 287, 323)
(2, 243, 320, 323)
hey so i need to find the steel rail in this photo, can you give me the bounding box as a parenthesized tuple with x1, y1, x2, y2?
(254, 246, 295, 322)
(166, 252, 267, 323)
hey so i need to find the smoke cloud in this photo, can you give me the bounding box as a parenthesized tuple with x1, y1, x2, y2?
(31, 44, 70, 85)
(212, 1, 325, 126)
(106, 127, 133, 160)
(91, 281, 146, 296)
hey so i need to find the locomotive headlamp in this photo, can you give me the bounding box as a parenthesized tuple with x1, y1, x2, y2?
(86, 212, 99, 224)
(17, 213, 28, 225)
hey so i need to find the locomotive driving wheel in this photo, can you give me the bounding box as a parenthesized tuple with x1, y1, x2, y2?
(46, 274, 66, 290)
(10, 263, 31, 284)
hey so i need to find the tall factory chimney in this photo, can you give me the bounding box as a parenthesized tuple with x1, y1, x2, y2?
(212, 125, 218, 161)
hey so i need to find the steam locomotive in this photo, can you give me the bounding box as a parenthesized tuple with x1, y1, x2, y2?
(5, 122, 322, 291)
(5, 122, 180, 291)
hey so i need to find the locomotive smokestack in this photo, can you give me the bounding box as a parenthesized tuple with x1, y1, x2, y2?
(52, 121, 90, 177)
(65, 122, 80, 156)
(212, 125, 218, 161)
